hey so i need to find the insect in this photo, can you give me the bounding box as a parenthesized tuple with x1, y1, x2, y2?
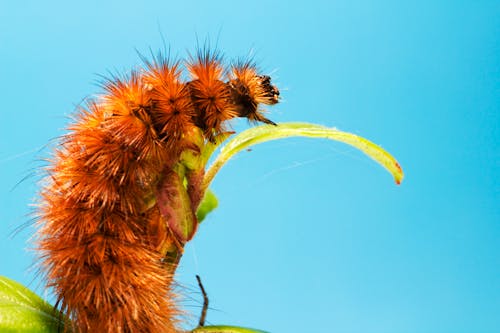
(34, 49, 279, 332)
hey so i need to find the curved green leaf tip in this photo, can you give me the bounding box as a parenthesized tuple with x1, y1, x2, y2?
(204, 122, 404, 189)
(192, 325, 270, 333)
(0, 276, 69, 332)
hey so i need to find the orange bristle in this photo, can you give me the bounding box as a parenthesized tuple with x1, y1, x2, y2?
(142, 55, 196, 152)
(187, 50, 237, 139)
(36, 81, 180, 332)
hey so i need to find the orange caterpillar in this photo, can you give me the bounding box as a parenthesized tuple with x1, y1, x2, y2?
(34, 50, 279, 333)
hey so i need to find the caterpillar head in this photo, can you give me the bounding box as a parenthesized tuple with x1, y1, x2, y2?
(256, 74, 280, 105)
(229, 64, 280, 125)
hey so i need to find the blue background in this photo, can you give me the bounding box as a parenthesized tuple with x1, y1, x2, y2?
(1, 1, 498, 332)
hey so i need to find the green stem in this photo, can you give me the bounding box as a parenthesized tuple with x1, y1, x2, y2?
(203, 122, 404, 191)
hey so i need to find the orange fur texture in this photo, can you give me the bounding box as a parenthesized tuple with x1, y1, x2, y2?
(34, 50, 279, 332)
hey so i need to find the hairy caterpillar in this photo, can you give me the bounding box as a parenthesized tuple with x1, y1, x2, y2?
(35, 49, 279, 332)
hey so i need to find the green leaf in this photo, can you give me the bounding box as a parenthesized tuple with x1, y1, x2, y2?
(156, 168, 198, 243)
(204, 122, 404, 190)
(0, 276, 70, 332)
(196, 189, 219, 223)
(192, 325, 270, 333)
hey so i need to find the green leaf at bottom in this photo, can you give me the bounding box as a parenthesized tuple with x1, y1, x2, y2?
(0, 276, 69, 332)
(192, 325, 270, 333)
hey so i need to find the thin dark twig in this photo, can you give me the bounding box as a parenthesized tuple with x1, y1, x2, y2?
(196, 275, 208, 327)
